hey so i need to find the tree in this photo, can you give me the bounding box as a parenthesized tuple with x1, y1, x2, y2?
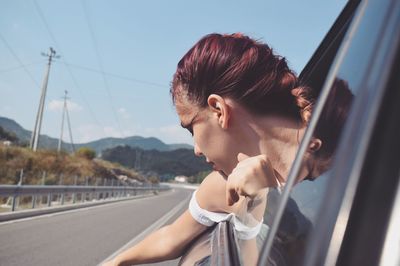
(0, 126, 18, 142)
(76, 147, 96, 160)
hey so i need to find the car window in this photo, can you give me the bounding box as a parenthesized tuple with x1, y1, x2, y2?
(258, 0, 400, 265)
(204, 2, 361, 265)
(261, 77, 355, 266)
(202, 2, 361, 265)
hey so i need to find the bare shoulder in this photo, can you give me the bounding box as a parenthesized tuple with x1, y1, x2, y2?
(196, 171, 232, 213)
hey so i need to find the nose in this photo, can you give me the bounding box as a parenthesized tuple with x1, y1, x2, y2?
(194, 143, 203, 157)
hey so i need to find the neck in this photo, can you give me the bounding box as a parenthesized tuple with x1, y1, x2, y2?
(239, 113, 305, 180)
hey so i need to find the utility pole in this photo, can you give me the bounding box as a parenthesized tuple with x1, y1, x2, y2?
(30, 47, 59, 151)
(57, 91, 67, 153)
(57, 90, 75, 153)
(65, 95, 75, 153)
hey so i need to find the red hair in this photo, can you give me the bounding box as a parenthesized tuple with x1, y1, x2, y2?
(314, 78, 353, 160)
(171, 33, 313, 123)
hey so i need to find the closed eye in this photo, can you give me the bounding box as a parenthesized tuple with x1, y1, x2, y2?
(187, 126, 193, 136)
(180, 113, 198, 137)
(180, 122, 194, 136)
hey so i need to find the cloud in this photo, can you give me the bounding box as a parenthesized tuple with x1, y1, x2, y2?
(117, 107, 130, 119)
(48, 99, 83, 112)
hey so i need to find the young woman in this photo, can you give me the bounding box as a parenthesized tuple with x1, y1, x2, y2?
(103, 33, 323, 266)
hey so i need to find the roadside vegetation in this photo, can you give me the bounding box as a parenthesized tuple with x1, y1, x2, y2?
(0, 145, 145, 186)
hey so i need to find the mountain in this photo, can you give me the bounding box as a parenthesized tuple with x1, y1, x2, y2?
(102, 145, 211, 177)
(0, 116, 193, 153)
(0, 117, 31, 143)
(74, 136, 193, 154)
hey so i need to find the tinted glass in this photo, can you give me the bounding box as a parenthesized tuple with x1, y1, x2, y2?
(261, 0, 396, 265)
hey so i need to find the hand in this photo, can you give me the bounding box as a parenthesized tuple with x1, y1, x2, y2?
(226, 153, 282, 206)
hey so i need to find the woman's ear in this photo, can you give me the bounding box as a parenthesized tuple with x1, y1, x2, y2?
(308, 138, 322, 153)
(207, 94, 230, 129)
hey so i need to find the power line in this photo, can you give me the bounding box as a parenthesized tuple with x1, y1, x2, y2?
(33, 0, 105, 130)
(0, 61, 45, 75)
(61, 62, 167, 88)
(81, 0, 125, 138)
(32, 0, 59, 50)
(0, 33, 40, 87)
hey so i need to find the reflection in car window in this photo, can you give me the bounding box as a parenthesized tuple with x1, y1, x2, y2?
(262, 78, 354, 265)
(259, 0, 400, 264)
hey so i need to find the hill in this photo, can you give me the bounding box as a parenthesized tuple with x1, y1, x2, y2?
(74, 136, 192, 155)
(0, 145, 145, 185)
(102, 145, 212, 177)
(0, 116, 193, 153)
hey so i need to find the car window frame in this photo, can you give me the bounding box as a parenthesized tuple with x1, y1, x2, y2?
(303, 0, 400, 264)
(257, 1, 362, 264)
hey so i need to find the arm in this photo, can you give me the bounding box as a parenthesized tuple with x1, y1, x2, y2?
(104, 171, 227, 266)
(104, 210, 208, 266)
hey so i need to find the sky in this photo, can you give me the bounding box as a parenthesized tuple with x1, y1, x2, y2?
(0, 0, 347, 145)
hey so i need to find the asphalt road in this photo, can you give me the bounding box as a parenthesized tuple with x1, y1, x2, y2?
(0, 188, 192, 266)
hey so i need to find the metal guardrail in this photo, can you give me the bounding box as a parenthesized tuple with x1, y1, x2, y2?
(0, 184, 170, 212)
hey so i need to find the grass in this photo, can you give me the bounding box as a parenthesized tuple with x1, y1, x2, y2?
(0, 145, 145, 185)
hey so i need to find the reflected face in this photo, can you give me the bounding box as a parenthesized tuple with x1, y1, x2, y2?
(175, 96, 237, 176)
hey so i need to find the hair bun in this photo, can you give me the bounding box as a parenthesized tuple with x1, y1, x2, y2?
(291, 86, 314, 123)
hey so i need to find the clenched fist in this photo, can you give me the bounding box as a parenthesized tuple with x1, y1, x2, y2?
(226, 153, 283, 206)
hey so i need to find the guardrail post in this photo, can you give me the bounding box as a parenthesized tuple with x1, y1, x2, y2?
(111, 179, 114, 198)
(72, 175, 77, 204)
(95, 178, 99, 200)
(11, 195, 18, 212)
(103, 181, 107, 200)
(117, 180, 120, 198)
(41, 171, 46, 206)
(47, 193, 51, 207)
(32, 195, 36, 209)
(59, 174, 64, 205)
(11, 171, 23, 212)
(83, 176, 89, 202)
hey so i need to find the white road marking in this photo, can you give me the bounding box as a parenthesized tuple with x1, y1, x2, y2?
(98, 196, 190, 265)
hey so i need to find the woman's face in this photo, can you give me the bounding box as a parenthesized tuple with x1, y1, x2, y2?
(175, 96, 239, 176)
